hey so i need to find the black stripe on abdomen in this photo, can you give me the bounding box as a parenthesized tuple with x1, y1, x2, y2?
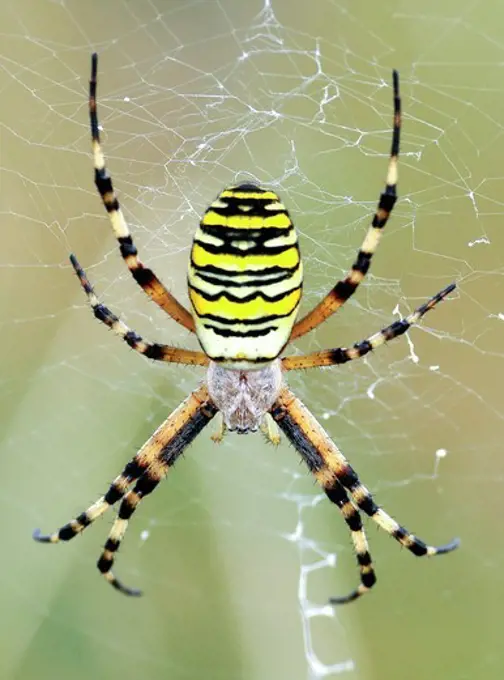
(203, 324, 276, 338)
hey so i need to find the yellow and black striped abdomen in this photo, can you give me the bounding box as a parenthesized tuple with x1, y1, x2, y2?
(188, 184, 303, 367)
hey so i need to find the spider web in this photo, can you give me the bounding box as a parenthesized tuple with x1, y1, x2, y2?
(2, 0, 504, 679)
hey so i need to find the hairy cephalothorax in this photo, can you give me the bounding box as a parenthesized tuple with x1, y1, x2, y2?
(206, 360, 282, 433)
(34, 54, 459, 604)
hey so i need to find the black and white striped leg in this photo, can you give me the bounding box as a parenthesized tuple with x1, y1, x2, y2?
(33, 459, 145, 543)
(88, 53, 195, 333)
(34, 385, 218, 594)
(94, 386, 217, 594)
(290, 70, 401, 340)
(336, 467, 460, 558)
(70, 253, 208, 366)
(324, 481, 376, 604)
(270, 386, 459, 604)
(97, 470, 164, 596)
(283, 283, 456, 371)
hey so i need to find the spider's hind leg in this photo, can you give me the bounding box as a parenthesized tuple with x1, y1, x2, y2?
(89, 53, 195, 332)
(289, 69, 401, 340)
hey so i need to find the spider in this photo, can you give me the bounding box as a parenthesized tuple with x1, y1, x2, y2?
(34, 54, 459, 604)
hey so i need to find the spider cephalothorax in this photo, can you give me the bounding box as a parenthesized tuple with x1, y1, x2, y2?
(206, 360, 283, 433)
(34, 54, 459, 604)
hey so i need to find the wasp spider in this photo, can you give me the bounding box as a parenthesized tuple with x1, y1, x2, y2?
(34, 55, 459, 603)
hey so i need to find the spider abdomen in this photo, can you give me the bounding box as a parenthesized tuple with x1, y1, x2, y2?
(188, 184, 303, 367)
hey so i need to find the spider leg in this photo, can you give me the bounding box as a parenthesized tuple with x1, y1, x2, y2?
(89, 53, 195, 333)
(70, 253, 208, 367)
(33, 458, 144, 543)
(270, 386, 459, 603)
(98, 471, 163, 596)
(324, 482, 375, 604)
(96, 385, 217, 595)
(35, 385, 218, 595)
(283, 283, 455, 371)
(290, 70, 400, 341)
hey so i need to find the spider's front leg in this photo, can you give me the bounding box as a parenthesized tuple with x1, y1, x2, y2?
(34, 385, 218, 595)
(270, 386, 459, 603)
(323, 482, 375, 604)
(269, 390, 377, 603)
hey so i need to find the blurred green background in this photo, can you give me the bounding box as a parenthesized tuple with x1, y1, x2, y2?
(1, 0, 504, 678)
